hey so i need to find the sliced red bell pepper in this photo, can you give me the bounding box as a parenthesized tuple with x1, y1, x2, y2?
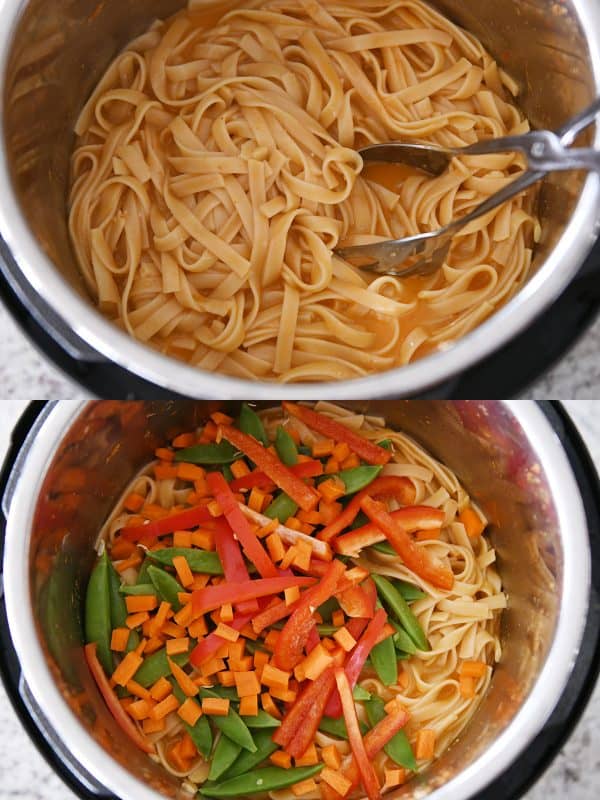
(273, 560, 346, 670)
(229, 459, 323, 492)
(273, 665, 337, 750)
(335, 667, 381, 800)
(252, 596, 301, 634)
(345, 617, 369, 642)
(213, 516, 258, 615)
(121, 503, 213, 542)
(207, 471, 278, 579)
(190, 612, 254, 667)
(84, 643, 155, 754)
(305, 623, 320, 654)
(220, 425, 319, 511)
(337, 580, 376, 618)
(283, 402, 391, 466)
(361, 496, 454, 590)
(335, 506, 446, 555)
(325, 608, 387, 718)
(318, 476, 416, 542)
(191, 575, 315, 615)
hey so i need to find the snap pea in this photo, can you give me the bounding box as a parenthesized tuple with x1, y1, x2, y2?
(148, 565, 184, 611)
(390, 621, 418, 655)
(136, 557, 152, 585)
(239, 403, 268, 447)
(365, 695, 416, 771)
(275, 426, 298, 466)
(264, 492, 298, 523)
(174, 441, 240, 465)
(316, 597, 340, 622)
(199, 687, 240, 701)
(243, 711, 281, 729)
(133, 647, 189, 687)
(209, 735, 243, 781)
(338, 465, 382, 495)
(148, 548, 223, 575)
(370, 541, 396, 555)
(393, 579, 427, 602)
(353, 686, 371, 701)
(372, 574, 429, 651)
(378, 439, 393, 450)
(107, 556, 127, 629)
(120, 583, 158, 596)
(125, 629, 141, 653)
(85, 552, 112, 674)
(169, 679, 213, 758)
(371, 630, 398, 685)
(201, 688, 257, 752)
(200, 765, 324, 797)
(319, 716, 368, 740)
(222, 729, 278, 779)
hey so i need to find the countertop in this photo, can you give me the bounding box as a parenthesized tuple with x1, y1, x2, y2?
(0, 400, 598, 800)
(1, 302, 600, 398)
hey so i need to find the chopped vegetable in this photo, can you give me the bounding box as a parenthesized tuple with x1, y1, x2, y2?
(372, 575, 429, 651)
(238, 403, 269, 447)
(335, 506, 445, 555)
(209, 735, 243, 781)
(192, 576, 315, 616)
(222, 728, 279, 779)
(121, 504, 213, 542)
(147, 548, 223, 574)
(229, 459, 323, 492)
(264, 492, 298, 523)
(275, 426, 299, 465)
(365, 695, 415, 771)
(213, 517, 258, 615)
(148, 566, 184, 611)
(337, 465, 382, 495)
(173, 441, 240, 465)
(199, 765, 324, 797)
(85, 552, 113, 675)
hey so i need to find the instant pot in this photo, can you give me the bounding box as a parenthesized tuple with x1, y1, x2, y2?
(0, 401, 599, 800)
(1, 1, 600, 398)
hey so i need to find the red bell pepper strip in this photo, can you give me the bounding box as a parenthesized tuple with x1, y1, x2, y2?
(325, 608, 388, 718)
(252, 596, 301, 634)
(192, 575, 315, 615)
(305, 623, 320, 653)
(273, 560, 346, 670)
(337, 581, 376, 618)
(345, 617, 369, 642)
(334, 667, 381, 800)
(219, 425, 319, 511)
(121, 504, 213, 542)
(190, 612, 254, 667)
(317, 476, 416, 542)
(84, 643, 155, 754)
(213, 516, 258, 615)
(273, 664, 337, 751)
(335, 506, 445, 555)
(361, 496, 454, 590)
(229, 459, 323, 491)
(207, 472, 278, 579)
(283, 402, 391, 466)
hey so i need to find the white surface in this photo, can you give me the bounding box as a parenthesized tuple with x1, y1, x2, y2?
(0, 401, 598, 800)
(1, 301, 600, 398)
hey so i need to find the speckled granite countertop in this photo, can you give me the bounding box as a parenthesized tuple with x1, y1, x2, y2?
(1, 302, 599, 398)
(0, 400, 598, 799)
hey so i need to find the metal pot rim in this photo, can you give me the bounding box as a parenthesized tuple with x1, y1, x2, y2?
(1, 3, 600, 396)
(2, 400, 592, 800)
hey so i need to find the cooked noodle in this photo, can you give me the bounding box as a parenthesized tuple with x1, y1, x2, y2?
(69, 0, 539, 382)
(99, 402, 504, 795)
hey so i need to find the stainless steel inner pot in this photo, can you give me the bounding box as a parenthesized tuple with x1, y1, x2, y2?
(2, 400, 592, 800)
(0, 2, 600, 397)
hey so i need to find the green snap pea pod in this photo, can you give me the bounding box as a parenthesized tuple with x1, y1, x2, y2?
(200, 688, 257, 752)
(200, 765, 324, 797)
(372, 574, 429, 651)
(147, 548, 223, 574)
(319, 715, 368, 740)
(169, 678, 213, 759)
(199, 686, 240, 701)
(243, 711, 281, 729)
(275, 426, 298, 465)
(133, 647, 189, 687)
(353, 686, 371, 701)
(338, 465, 382, 495)
(370, 541, 396, 555)
(209, 735, 243, 781)
(120, 583, 158, 596)
(393, 579, 427, 602)
(125, 629, 141, 653)
(222, 729, 278, 779)
(136, 557, 152, 585)
(239, 403, 268, 447)
(107, 556, 127, 629)
(147, 565, 184, 611)
(371, 630, 398, 685)
(174, 441, 240, 465)
(316, 597, 340, 622)
(390, 621, 417, 655)
(316, 623, 339, 635)
(85, 552, 112, 674)
(222, 465, 234, 482)
(378, 439, 393, 450)
(264, 492, 298, 523)
(365, 695, 417, 771)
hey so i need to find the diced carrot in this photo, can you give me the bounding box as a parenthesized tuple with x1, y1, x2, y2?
(231, 459, 251, 479)
(166, 739, 190, 772)
(321, 744, 342, 769)
(324, 458, 339, 475)
(194, 477, 210, 497)
(180, 732, 199, 760)
(149, 677, 173, 702)
(111, 628, 131, 652)
(341, 453, 360, 470)
(220, 603, 234, 623)
(151, 694, 180, 720)
(125, 595, 158, 614)
(262, 692, 282, 719)
(295, 743, 319, 766)
(203, 421, 218, 442)
(398, 669, 409, 690)
(143, 716, 166, 734)
(318, 478, 346, 504)
(166, 637, 189, 656)
(128, 699, 154, 721)
(112, 652, 143, 687)
(155, 447, 174, 462)
(459, 675, 476, 698)
(321, 767, 352, 796)
(254, 650, 270, 676)
(239, 695, 259, 716)
(202, 698, 230, 716)
(415, 729, 436, 760)
(332, 610, 345, 627)
(384, 769, 406, 787)
(173, 530, 193, 548)
(270, 750, 292, 769)
(333, 627, 357, 652)
(218, 671, 237, 687)
(172, 432, 196, 448)
(214, 622, 240, 643)
(240, 623, 258, 641)
(292, 779, 318, 796)
(234, 670, 261, 697)
(332, 442, 351, 462)
(188, 617, 208, 639)
(280, 545, 298, 570)
(162, 621, 186, 638)
(176, 697, 203, 727)
(270, 686, 297, 703)
(285, 586, 300, 606)
(200, 657, 226, 677)
(312, 439, 335, 458)
(171, 555, 194, 589)
(109, 537, 137, 561)
(124, 493, 145, 513)
(292, 541, 313, 572)
(458, 507, 486, 538)
(264, 630, 280, 651)
(207, 500, 222, 517)
(126, 680, 152, 701)
(115, 554, 143, 574)
(168, 657, 198, 697)
(415, 528, 441, 541)
(228, 640, 245, 661)
(211, 411, 234, 426)
(319, 501, 343, 526)
(297, 509, 322, 525)
(145, 637, 166, 655)
(285, 517, 302, 532)
(296, 644, 333, 682)
(261, 663, 290, 690)
(266, 532, 286, 563)
(177, 463, 206, 482)
(258, 519, 279, 538)
(126, 610, 150, 630)
(248, 488, 267, 513)
(459, 660, 487, 678)
(384, 698, 404, 715)
(154, 463, 179, 481)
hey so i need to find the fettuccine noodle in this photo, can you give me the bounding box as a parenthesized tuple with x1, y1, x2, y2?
(69, 0, 538, 382)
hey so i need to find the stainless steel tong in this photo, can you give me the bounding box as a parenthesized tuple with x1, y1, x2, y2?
(334, 97, 600, 277)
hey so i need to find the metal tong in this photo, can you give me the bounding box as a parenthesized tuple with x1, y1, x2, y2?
(334, 97, 600, 277)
